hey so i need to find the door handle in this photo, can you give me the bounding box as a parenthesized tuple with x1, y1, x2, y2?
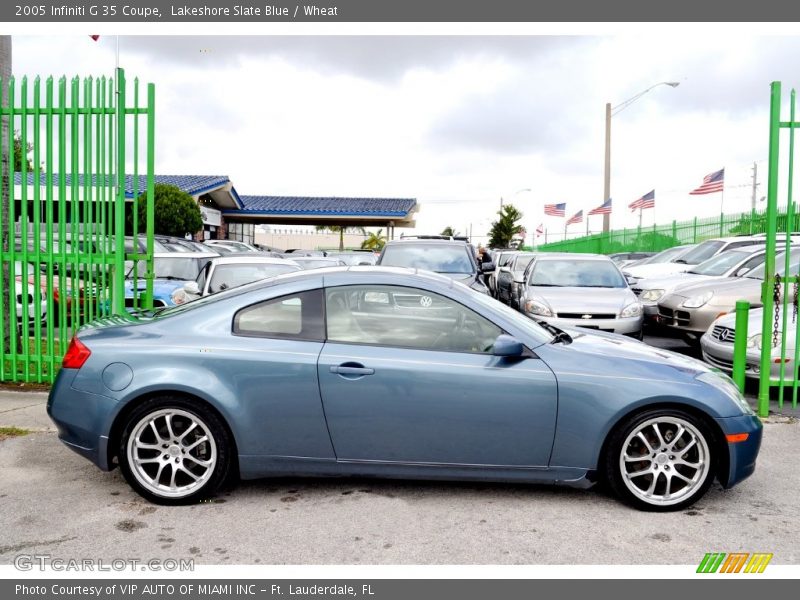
(330, 364, 375, 376)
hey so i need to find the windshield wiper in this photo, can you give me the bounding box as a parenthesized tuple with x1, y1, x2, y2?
(532, 283, 563, 287)
(535, 319, 573, 345)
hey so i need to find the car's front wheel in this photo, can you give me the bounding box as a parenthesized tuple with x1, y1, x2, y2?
(604, 409, 716, 511)
(119, 397, 233, 505)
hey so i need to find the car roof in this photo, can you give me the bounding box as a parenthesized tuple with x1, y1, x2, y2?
(534, 252, 609, 261)
(208, 256, 299, 266)
(385, 238, 469, 245)
(152, 252, 218, 259)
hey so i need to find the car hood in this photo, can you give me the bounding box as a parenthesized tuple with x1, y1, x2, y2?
(559, 327, 714, 377)
(634, 272, 719, 291)
(528, 286, 636, 313)
(625, 263, 693, 278)
(666, 276, 763, 303)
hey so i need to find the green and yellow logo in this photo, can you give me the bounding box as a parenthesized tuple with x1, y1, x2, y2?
(697, 552, 773, 573)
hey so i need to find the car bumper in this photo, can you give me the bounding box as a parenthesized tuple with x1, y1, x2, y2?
(701, 332, 796, 380)
(657, 298, 728, 334)
(47, 369, 118, 472)
(536, 314, 643, 336)
(715, 414, 763, 489)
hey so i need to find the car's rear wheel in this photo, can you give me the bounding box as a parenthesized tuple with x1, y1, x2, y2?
(119, 397, 233, 505)
(604, 409, 716, 512)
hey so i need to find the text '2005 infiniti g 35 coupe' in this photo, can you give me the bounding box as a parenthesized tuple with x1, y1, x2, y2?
(48, 267, 762, 511)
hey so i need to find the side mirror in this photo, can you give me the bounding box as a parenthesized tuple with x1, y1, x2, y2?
(481, 261, 495, 273)
(492, 334, 525, 357)
(183, 281, 201, 295)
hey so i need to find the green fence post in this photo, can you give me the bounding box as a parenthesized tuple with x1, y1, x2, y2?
(732, 300, 750, 393)
(759, 81, 783, 418)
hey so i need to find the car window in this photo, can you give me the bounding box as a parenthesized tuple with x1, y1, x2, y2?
(208, 263, 299, 294)
(325, 285, 502, 353)
(734, 253, 766, 276)
(233, 289, 324, 340)
(687, 250, 749, 276)
(675, 240, 725, 264)
(379, 244, 474, 274)
(529, 259, 626, 288)
(512, 254, 535, 274)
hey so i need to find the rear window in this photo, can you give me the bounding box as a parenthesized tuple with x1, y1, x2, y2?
(380, 244, 475, 274)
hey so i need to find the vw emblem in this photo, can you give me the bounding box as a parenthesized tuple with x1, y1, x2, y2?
(719, 329, 730, 342)
(581, 314, 592, 320)
(419, 296, 433, 308)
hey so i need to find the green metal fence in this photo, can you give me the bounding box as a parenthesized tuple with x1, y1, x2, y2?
(536, 206, 796, 255)
(0, 68, 154, 383)
(739, 81, 800, 416)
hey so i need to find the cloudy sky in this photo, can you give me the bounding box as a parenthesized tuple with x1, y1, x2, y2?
(9, 34, 800, 242)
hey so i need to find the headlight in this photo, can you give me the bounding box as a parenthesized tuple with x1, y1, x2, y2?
(696, 371, 754, 415)
(640, 289, 665, 302)
(524, 299, 553, 317)
(171, 289, 188, 305)
(683, 291, 713, 308)
(748, 333, 780, 350)
(620, 302, 643, 318)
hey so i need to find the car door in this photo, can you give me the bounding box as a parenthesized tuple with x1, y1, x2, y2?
(317, 284, 558, 467)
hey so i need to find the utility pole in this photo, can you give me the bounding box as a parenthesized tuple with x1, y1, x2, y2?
(751, 161, 759, 211)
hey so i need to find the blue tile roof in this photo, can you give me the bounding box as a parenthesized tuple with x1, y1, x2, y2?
(14, 173, 232, 199)
(230, 196, 417, 217)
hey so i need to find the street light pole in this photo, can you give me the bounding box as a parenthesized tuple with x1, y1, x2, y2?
(602, 81, 680, 233)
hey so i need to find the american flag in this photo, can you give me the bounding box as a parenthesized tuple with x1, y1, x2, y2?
(535, 223, 544, 237)
(544, 202, 566, 217)
(566, 210, 583, 226)
(689, 168, 725, 195)
(629, 190, 655, 212)
(588, 198, 612, 216)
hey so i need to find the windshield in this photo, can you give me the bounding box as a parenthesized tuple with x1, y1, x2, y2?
(746, 249, 800, 280)
(127, 256, 212, 280)
(675, 240, 726, 264)
(329, 253, 377, 266)
(530, 259, 627, 288)
(512, 254, 535, 274)
(688, 250, 752, 276)
(208, 263, 299, 293)
(380, 244, 474, 274)
(640, 246, 691, 265)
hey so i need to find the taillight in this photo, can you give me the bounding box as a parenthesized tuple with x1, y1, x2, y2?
(62, 337, 91, 369)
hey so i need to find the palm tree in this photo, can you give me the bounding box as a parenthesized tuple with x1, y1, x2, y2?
(361, 229, 387, 251)
(315, 224, 366, 251)
(440, 226, 459, 238)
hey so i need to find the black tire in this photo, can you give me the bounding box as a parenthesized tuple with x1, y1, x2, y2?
(603, 408, 717, 512)
(118, 396, 234, 505)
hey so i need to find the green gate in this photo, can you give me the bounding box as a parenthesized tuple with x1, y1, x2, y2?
(0, 68, 154, 383)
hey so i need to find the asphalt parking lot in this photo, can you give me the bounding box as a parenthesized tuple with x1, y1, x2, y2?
(1, 376, 798, 566)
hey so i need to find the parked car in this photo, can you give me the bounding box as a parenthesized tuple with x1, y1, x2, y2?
(486, 250, 518, 298)
(632, 246, 773, 324)
(377, 238, 491, 294)
(626, 238, 768, 282)
(204, 240, 262, 253)
(506, 253, 538, 309)
(519, 253, 643, 338)
(700, 307, 794, 379)
(657, 247, 800, 344)
(324, 251, 378, 266)
(290, 256, 348, 270)
(608, 252, 656, 269)
(49, 267, 761, 510)
(173, 256, 302, 304)
(124, 252, 218, 309)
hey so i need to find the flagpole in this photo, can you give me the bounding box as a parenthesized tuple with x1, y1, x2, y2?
(638, 206, 643, 229)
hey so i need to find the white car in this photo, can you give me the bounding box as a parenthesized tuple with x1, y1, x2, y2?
(172, 256, 302, 304)
(700, 307, 795, 380)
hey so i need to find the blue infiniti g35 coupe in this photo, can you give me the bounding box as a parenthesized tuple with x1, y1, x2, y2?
(47, 267, 762, 511)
